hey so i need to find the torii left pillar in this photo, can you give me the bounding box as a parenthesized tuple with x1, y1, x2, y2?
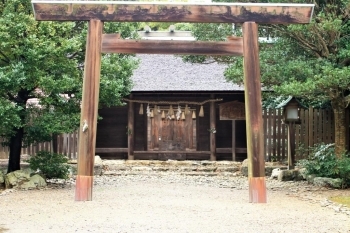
(75, 19, 103, 201)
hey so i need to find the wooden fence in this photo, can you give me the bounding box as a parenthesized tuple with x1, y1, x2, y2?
(0, 108, 338, 161)
(0, 133, 78, 160)
(263, 108, 335, 162)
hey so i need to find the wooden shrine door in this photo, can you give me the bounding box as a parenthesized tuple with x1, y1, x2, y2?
(148, 110, 196, 154)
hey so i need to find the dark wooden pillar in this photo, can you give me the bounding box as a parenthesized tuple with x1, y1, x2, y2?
(287, 122, 296, 169)
(128, 95, 134, 160)
(232, 120, 236, 161)
(242, 22, 267, 203)
(210, 94, 216, 161)
(75, 19, 103, 201)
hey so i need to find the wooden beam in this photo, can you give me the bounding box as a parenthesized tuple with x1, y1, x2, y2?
(216, 148, 247, 154)
(32, 1, 314, 24)
(134, 151, 210, 154)
(102, 34, 243, 56)
(95, 148, 128, 153)
(242, 22, 266, 203)
(95, 148, 247, 154)
(137, 31, 193, 39)
(75, 19, 103, 202)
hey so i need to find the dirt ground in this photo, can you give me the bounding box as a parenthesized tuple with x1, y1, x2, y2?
(0, 175, 350, 233)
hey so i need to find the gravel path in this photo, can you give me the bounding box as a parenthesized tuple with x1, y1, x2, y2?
(1, 174, 349, 233)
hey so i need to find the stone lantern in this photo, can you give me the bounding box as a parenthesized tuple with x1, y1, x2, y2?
(277, 97, 303, 169)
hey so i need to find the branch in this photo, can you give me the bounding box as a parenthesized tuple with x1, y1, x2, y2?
(270, 25, 322, 58)
(311, 25, 329, 57)
(66, 51, 79, 59)
(7, 92, 17, 102)
(340, 58, 350, 67)
(0, 50, 10, 63)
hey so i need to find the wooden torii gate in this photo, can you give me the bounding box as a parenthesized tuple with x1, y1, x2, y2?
(31, 1, 314, 203)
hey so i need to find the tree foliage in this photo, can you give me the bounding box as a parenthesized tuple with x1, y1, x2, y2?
(187, 0, 350, 156)
(0, 0, 140, 172)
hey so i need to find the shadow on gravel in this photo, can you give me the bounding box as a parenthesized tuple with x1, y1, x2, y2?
(0, 226, 9, 233)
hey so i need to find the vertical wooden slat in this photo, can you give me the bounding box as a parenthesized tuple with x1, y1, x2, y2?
(73, 131, 77, 159)
(36, 144, 39, 154)
(300, 109, 304, 148)
(295, 119, 300, 161)
(193, 116, 197, 150)
(154, 113, 160, 149)
(346, 109, 349, 150)
(75, 19, 103, 201)
(297, 108, 303, 149)
(324, 109, 328, 143)
(327, 109, 332, 144)
(188, 112, 193, 149)
(210, 94, 216, 161)
(281, 112, 286, 161)
(287, 122, 296, 169)
(324, 109, 329, 143)
(314, 108, 319, 144)
(147, 117, 151, 149)
(128, 95, 134, 160)
(276, 109, 281, 161)
(272, 109, 277, 161)
(263, 109, 268, 161)
(61, 134, 65, 155)
(156, 109, 161, 146)
(56, 134, 61, 154)
(331, 109, 335, 143)
(151, 117, 155, 149)
(68, 133, 73, 158)
(308, 107, 313, 147)
(304, 108, 309, 148)
(63, 134, 66, 156)
(232, 120, 236, 161)
(169, 118, 174, 141)
(268, 109, 274, 161)
(242, 22, 266, 203)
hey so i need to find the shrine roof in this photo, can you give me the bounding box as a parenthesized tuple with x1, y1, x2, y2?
(131, 54, 244, 92)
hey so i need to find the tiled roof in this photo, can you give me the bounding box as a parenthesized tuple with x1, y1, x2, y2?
(131, 54, 244, 92)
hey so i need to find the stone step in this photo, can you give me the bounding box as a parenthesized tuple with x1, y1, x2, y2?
(1, 158, 287, 177)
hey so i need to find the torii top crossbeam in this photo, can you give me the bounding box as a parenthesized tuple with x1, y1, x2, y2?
(31, 1, 314, 24)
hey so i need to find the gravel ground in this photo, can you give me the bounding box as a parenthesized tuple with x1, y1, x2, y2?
(1, 174, 350, 233)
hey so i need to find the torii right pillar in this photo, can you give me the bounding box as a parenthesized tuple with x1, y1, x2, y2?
(242, 22, 267, 203)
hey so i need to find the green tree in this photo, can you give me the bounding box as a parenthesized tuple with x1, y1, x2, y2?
(0, 0, 139, 173)
(187, 0, 350, 157)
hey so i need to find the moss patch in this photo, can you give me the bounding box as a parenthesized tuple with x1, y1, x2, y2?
(329, 196, 350, 208)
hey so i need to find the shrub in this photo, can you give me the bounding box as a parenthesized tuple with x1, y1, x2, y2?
(297, 143, 350, 188)
(26, 151, 70, 179)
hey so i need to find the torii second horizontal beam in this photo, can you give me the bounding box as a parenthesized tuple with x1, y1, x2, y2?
(32, 1, 314, 24)
(101, 34, 243, 55)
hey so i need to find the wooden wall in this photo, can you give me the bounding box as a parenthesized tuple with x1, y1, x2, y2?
(95, 92, 247, 160)
(96, 106, 128, 159)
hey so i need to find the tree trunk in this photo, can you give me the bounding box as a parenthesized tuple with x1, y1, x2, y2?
(7, 90, 28, 173)
(331, 98, 347, 158)
(7, 127, 24, 173)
